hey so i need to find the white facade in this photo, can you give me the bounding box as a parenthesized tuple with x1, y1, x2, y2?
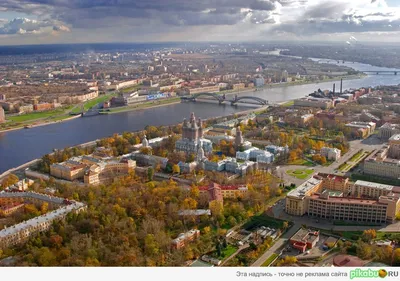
(320, 147, 341, 161)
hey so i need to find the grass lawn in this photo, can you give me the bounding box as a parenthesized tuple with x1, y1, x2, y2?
(212, 244, 238, 260)
(286, 168, 314, 179)
(339, 163, 352, 172)
(288, 159, 314, 166)
(70, 93, 117, 114)
(376, 232, 400, 241)
(120, 85, 142, 93)
(262, 253, 278, 267)
(84, 93, 116, 110)
(332, 231, 363, 241)
(8, 108, 68, 122)
(349, 150, 363, 162)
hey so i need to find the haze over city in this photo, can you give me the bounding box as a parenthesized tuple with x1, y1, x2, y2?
(1, 0, 400, 45)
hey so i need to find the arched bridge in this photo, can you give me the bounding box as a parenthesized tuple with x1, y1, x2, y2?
(230, 95, 268, 105)
(180, 93, 268, 106)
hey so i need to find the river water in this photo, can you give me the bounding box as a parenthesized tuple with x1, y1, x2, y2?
(1, 60, 400, 173)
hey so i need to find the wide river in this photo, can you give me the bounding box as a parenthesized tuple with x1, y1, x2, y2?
(1, 60, 400, 173)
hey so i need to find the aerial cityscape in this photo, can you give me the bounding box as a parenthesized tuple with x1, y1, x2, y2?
(0, 0, 400, 277)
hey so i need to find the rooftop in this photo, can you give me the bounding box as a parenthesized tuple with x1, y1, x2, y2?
(178, 209, 211, 216)
(354, 180, 394, 191)
(310, 194, 381, 205)
(389, 134, 400, 141)
(291, 228, 319, 244)
(0, 199, 85, 238)
(287, 176, 322, 199)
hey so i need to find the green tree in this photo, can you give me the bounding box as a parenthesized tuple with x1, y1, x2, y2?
(147, 167, 154, 181)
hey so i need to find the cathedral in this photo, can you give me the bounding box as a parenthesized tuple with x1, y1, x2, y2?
(175, 112, 213, 157)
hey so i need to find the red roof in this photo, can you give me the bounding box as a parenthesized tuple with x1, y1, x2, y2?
(333, 255, 364, 267)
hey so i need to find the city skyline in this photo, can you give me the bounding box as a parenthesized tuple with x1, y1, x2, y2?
(1, 0, 400, 45)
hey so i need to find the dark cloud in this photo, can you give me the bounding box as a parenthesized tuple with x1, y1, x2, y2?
(0, 0, 281, 28)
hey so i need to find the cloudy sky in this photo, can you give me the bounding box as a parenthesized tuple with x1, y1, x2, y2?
(0, 0, 400, 45)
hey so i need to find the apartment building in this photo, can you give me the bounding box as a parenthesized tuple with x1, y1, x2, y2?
(232, 83, 245, 91)
(307, 192, 387, 223)
(316, 173, 350, 193)
(285, 173, 400, 223)
(0, 203, 25, 217)
(352, 180, 394, 198)
(199, 183, 248, 203)
(189, 85, 220, 95)
(364, 134, 400, 179)
(50, 154, 136, 184)
(171, 229, 200, 249)
(83, 158, 136, 185)
(286, 177, 323, 216)
(0, 192, 86, 249)
(294, 97, 333, 109)
(345, 122, 376, 138)
(50, 160, 86, 181)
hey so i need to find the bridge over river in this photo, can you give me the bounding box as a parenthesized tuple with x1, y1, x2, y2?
(181, 92, 268, 106)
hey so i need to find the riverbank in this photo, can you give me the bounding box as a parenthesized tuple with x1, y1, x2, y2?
(0, 114, 81, 134)
(101, 97, 181, 114)
(0, 105, 268, 181)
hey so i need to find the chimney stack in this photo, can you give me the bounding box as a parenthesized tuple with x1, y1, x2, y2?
(340, 79, 343, 94)
(333, 83, 335, 95)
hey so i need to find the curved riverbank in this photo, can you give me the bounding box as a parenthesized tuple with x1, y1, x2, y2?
(0, 114, 81, 134)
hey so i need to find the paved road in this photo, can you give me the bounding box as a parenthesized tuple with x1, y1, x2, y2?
(251, 225, 299, 267)
(251, 238, 287, 267)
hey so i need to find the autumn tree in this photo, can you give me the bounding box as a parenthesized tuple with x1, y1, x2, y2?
(361, 229, 377, 242)
(172, 164, 180, 174)
(1, 174, 19, 189)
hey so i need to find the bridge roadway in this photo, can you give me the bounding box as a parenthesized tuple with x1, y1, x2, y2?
(181, 92, 268, 106)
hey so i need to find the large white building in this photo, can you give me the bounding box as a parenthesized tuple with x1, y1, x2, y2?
(379, 123, 400, 140)
(320, 147, 341, 161)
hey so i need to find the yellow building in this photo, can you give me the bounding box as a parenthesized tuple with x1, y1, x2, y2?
(286, 177, 323, 216)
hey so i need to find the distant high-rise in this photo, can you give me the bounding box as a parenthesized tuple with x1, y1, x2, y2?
(340, 79, 343, 94)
